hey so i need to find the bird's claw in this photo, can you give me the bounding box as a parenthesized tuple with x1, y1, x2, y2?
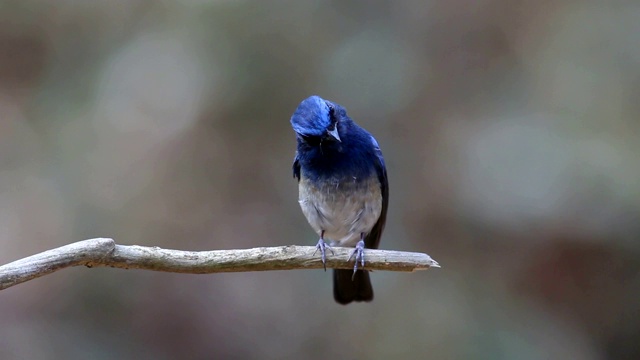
(348, 239, 366, 279)
(314, 238, 334, 271)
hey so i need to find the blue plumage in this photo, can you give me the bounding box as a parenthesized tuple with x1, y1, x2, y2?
(291, 95, 388, 304)
(290, 96, 333, 137)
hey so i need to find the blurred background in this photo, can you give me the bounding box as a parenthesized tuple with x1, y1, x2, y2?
(1, 1, 639, 359)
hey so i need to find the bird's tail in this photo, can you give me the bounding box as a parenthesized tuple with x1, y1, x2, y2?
(333, 269, 373, 304)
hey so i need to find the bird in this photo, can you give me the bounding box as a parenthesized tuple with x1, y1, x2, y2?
(290, 95, 388, 304)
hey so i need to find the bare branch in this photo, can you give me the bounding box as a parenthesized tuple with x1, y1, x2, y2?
(0, 238, 440, 290)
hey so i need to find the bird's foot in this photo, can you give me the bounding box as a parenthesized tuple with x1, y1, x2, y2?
(313, 237, 334, 271)
(348, 239, 366, 279)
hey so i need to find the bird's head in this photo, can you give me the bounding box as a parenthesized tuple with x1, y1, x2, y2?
(290, 95, 342, 142)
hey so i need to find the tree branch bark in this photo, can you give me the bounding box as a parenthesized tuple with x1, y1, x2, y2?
(0, 238, 440, 290)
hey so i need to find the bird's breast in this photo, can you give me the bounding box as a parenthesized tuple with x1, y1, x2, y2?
(298, 172, 382, 246)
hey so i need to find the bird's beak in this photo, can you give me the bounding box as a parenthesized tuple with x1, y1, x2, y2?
(327, 126, 341, 142)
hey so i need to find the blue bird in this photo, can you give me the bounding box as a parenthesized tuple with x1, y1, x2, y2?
(291, 95, 388, 304)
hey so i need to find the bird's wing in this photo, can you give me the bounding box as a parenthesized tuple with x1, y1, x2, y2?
(293, 152, 301, 181)
(365, 135, 388, 250)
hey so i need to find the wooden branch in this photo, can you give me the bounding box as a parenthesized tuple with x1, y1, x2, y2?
(0, 238, 440, 290)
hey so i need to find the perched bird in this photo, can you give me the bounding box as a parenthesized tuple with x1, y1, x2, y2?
(291, 95, 388, 304)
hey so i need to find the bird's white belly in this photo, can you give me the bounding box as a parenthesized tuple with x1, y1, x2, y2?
(298, 175, 382, 247)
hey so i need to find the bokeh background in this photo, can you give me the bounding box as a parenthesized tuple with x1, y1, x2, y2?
(1, 1, 639, 359)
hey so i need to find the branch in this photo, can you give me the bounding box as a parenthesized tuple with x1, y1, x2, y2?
(0, 238, 440, 290)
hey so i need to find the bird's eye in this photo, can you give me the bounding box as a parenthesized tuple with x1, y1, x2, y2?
(327, 104, 340, 126)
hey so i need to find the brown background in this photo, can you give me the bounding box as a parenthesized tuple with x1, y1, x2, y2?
(1, 1, 639, 359)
